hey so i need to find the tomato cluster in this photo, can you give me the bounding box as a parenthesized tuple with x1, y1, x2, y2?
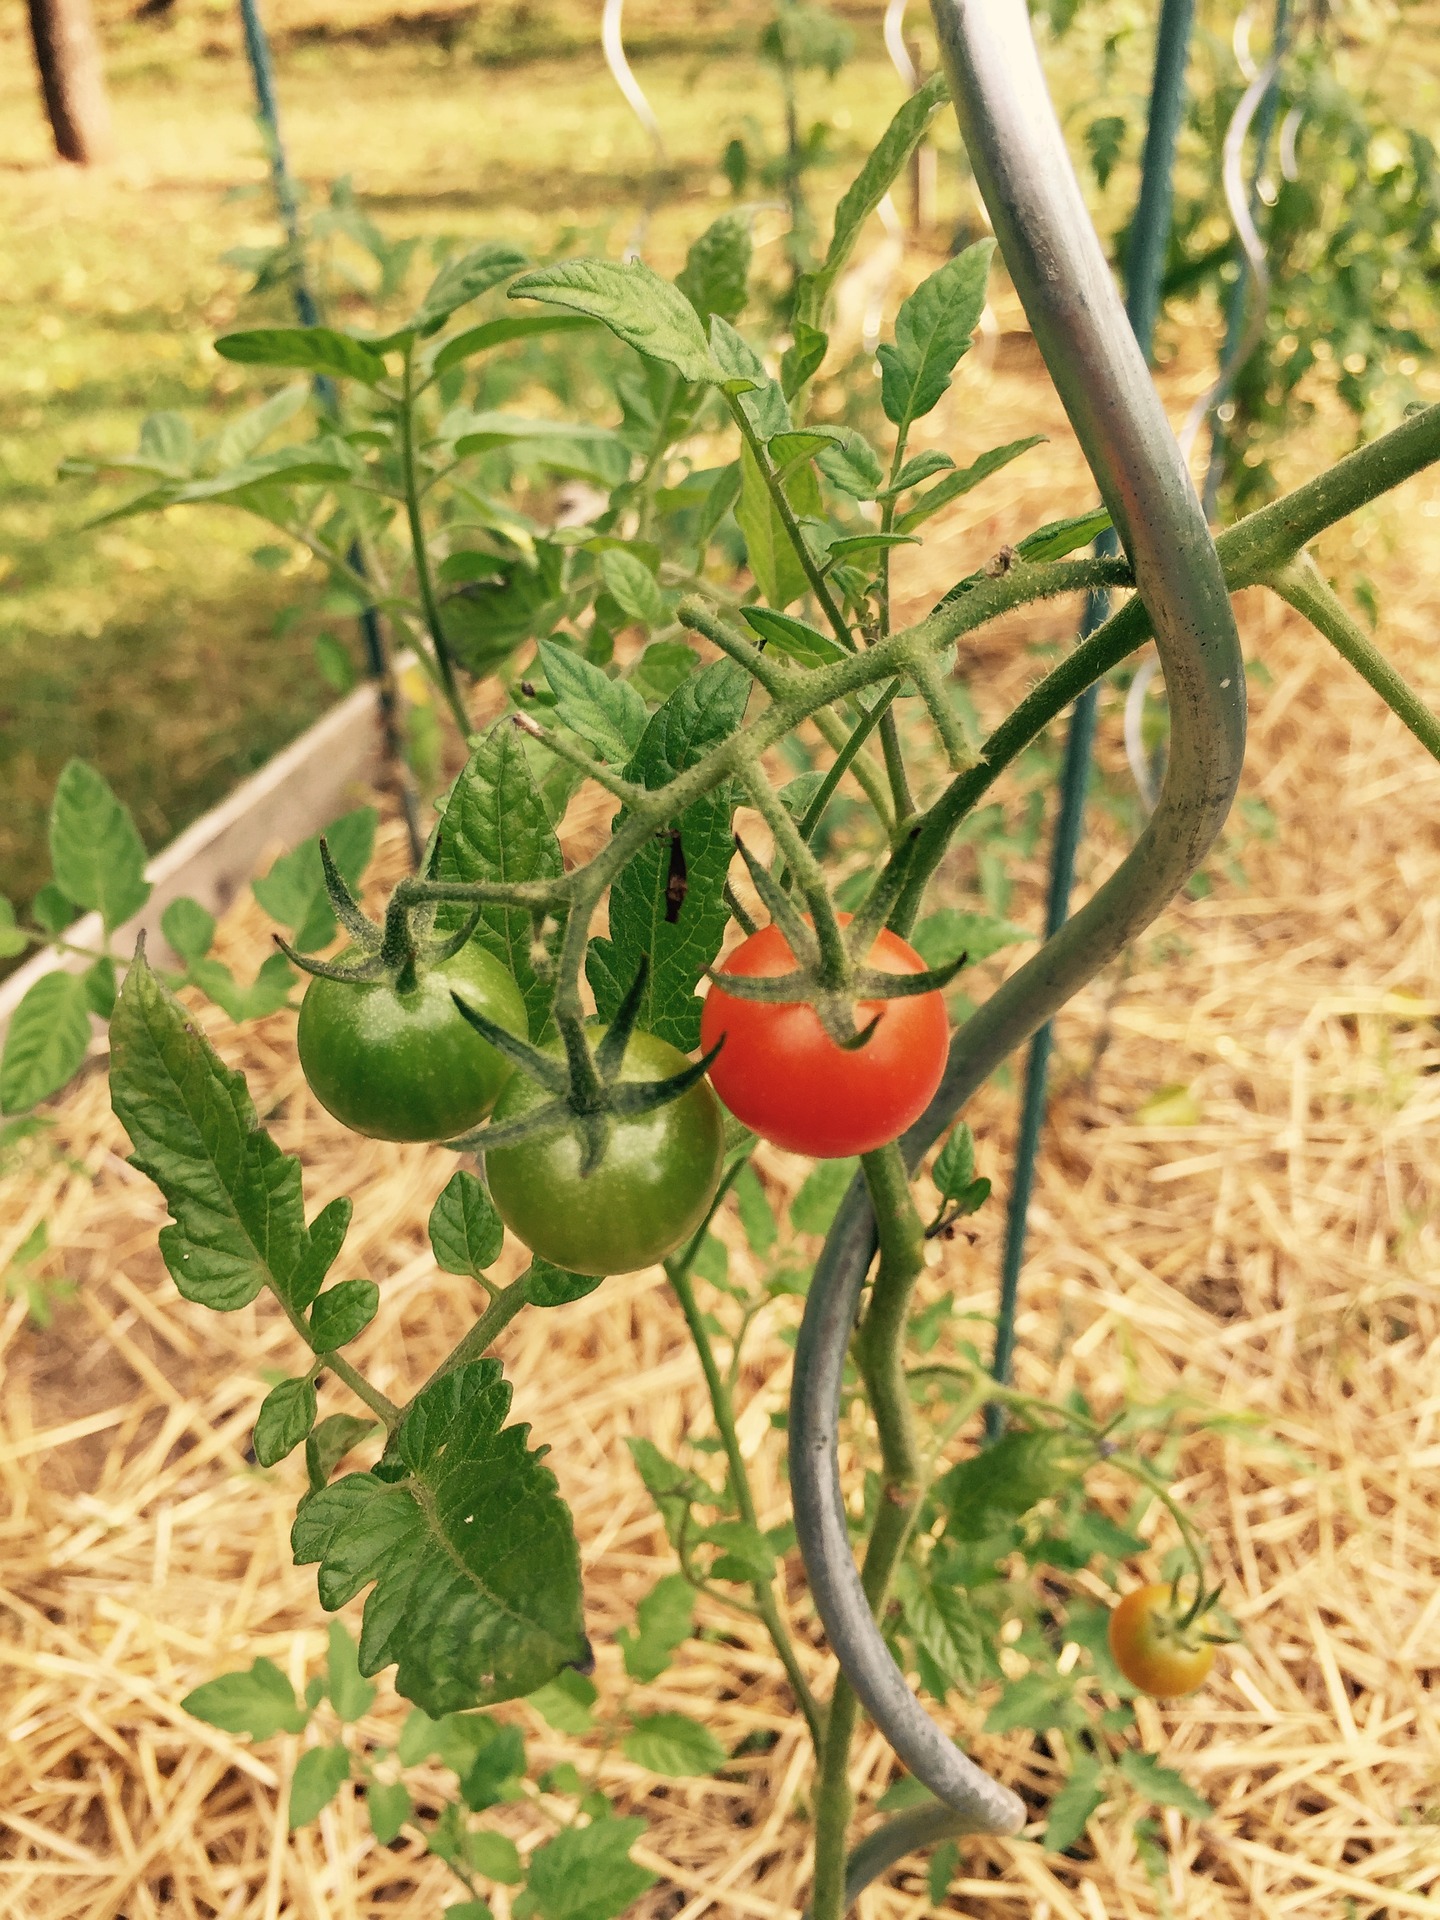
(296, 917, 951, 1272)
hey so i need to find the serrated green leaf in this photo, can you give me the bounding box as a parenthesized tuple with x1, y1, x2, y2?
(676, 212, 751, 327)
(1117, 1750, 1212, 1819)
(48, 759, 150, 933)
(1016, 506, 1113, 562)
(161, 896, 215, 963)
(598, 548, 665, 628)
(702, 1519, 774, 1583)
(1044, 1757, 1106, 1852)
(536, 641, 649, 765)
(795, 72, 949, 328)
(366, 1778, 411, 1845)
(289, 1743, 351, 1828)
(790, 1158, 859, 1235)
(895, 435, 1047, 534)
(510, 258, 719, 384)
(741, 606, 842, 668)
(291, 1359, 585, 1714)
(255, 1376, 317, 1467)
(251, 806, 376, 954)
(326, 1618, 377, 1722)
(895, 1563, 990, 1691)
(138, 410, 196, 474)
(628, 640, 697, 704)
(435, 727, 565, 1038)
(625, 1436, 707, 1549)
(816, 427, 884, 499)
(308, 1279, 379, 1352)
(709, 317, 788, 437)
(935, 1431, 1083, 1541)
(413, 242, 529, 333)
(460, 1721, 526, 1809)
(526, 1259, 602, 1307)
(307, 1413, 378, 1492)
(983, 1670, 1081, 1735)
(108, 953, 339, 1312)
(432, 313, 597, 378)
(527, 1667, 597, 1734)
(429, 1170, 505, 1280)
(185, 951, 295, 1025)
(524, 1817, 657, 1920)
(182, 1657, 307, 1738)
(617, 1573, 693, 1684)
(932, 1124, 976, 1200)
(0, 970, 92, 1114)
(878, 241, 994, 432)
(585, 662, 747, 1050)
(215, 327, 388, 386)
(623, 1712, 725, 1777)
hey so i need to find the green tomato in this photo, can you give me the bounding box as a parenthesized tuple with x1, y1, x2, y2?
(484, 1028, 725, 1276)
(297, 942, 527, 1143)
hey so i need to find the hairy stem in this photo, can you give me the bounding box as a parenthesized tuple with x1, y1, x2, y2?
(727, 395, 855, 650)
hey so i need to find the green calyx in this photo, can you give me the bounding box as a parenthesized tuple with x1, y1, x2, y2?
(274, 835, 481, 992)
(446, 954, 722, 1174)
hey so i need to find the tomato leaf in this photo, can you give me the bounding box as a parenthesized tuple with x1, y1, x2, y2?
(325, 1619, 376, 1723)
(0, 897, 28, 961)
(527, 1668, 597, 1734)
(623, 1712, 726, 1776)
(983, 1670, 1083, 1734)
(1117, 1751, 1212, 1819)
(1044, 1756, 1107, 1853)
(182, 1657, 309, 1738)
(625, 1435, 708, 1548)
(795, 72, 949, 328)
(306, 1413, 378, 1492)
(598, 547, 666, 629)
(308, 1279, 379, 1352)
(288, 1743, 351, 1828)
(935, 1430, 1083, 1541)
(49, 758, 150, 933)
(366, 1778, 411, 1846)
(894, 1562, 992, 1690)
(252, 806, 377, 954)
(616, 1573, 693, 1683)
(525, 1259, 602, 1307)
(741, 606, 843, 668)
(429, 1170, 505, 1280)
(1016, 506, 1113, 562)
(536, 642, 649, 765)
(108, 951, 346, 1313)
(895, 436, 1047, 535)
(254, 1376, 317, 1466)
(790, 1158, 859, 1235)
(0, 970, 92, 1115)
(215, 327, 389, 386)
(434, 724, 566, 1039)
(510, 258, 721, 385)
(431, 312, 597, 377)
(585, 662, 748, 1050)
(676, 211, 752, 327)
(524, 1817, 657, 1920)
(160, 896, 216, 963)
(411, 242, 529, 334)
(879, 241, 994, 433)
(291, 1358, 586, 1715)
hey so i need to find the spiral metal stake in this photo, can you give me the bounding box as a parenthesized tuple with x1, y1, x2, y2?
(790, 0, 1245, 1895)
(237, 0, 423, 864)
(601, 0, 667, 262)
(988, 0, 1195, 1435)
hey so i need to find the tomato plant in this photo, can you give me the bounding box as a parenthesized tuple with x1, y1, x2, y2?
(485, 1028, 726, 1275)
(1108, 1584, 1218, 1698)
(28, 7, 1440, 1916)
(701, 921, 949, 1156)
(297, 939, 528, 1143)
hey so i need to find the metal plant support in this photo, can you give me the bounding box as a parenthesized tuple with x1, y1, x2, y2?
(990, 0, 1196, 1435)
(236, 0, 422, 862)
(791, 0, 1245, 1878)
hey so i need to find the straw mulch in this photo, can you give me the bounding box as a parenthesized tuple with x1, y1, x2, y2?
(3, 336, 1440, 1920)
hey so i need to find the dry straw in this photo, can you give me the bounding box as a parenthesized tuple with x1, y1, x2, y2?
(2, 325, 1439, 1919)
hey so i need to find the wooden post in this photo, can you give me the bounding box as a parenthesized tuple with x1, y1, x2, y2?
(27, 0, 114, 165)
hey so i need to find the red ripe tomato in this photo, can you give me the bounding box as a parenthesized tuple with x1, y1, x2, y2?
(699, 922, 949, 1157)
(1107, 1584, 1217, 1698)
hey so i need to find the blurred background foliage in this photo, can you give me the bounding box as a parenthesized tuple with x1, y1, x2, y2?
(2, 0, 1437, 913)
